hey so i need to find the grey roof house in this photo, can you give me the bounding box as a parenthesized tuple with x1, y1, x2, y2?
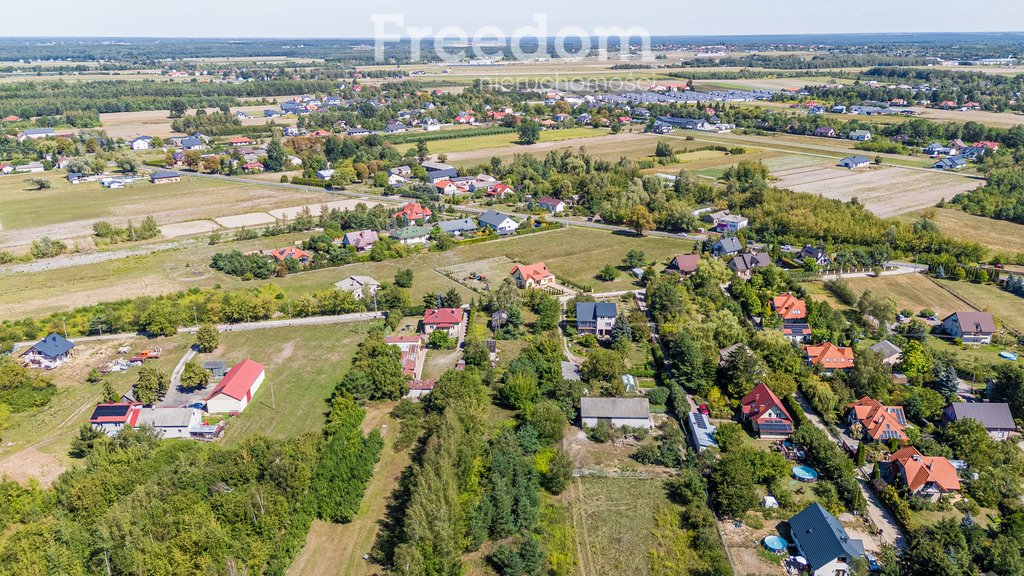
(943, 402, 1016, 439)
(435, 218, 478, 235)
(20, 333, 75, 369)
(576, 302, 617, 336)
(478, 210, 519, 235)
(580, 397, 653, 430)
(728, 252, 772, 277)
(789, 503, 865, 576)
(712, 237, 743, 257)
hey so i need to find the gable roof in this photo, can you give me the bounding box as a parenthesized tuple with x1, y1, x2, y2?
(576, 301, 617, 322)
(729, 252, 772, 273)
(138, 407, 198, 428)
(806, 342, 855, 368)
(771, 293, 807, 321)
(511, 262, 553, 283)
(714, 237, 743, 254)
(849, 397, 908, 440)
(206, 359, 265, 401)
(423, 308, 464, 327)
(150, 170, 180, 180)
(436, 218, 478, 234)
(740, 382, 792, 423)
(888, 447, 960, 492)
(789, 503, 864, 570)
(670, 254, 701, 273)
(479, 209, 517, 228)
(943, 311, 996, 334)
(536, 195, 564, 207)
(869, 340, 902, 358)
(841, 155, 870, 165)
(89, 403, 142, 425)
(580, 397, 650, 419)
(945, 402, 1015, 430)
(27, 333, 75, 358)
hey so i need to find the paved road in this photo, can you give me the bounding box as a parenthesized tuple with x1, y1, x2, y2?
(162, 347, 205, 408)
(14, 311, 386, 349)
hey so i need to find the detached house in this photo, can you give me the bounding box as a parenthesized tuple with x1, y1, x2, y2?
(729, 252, 772, 279)
(20, 333, 75, 370)
(887, 447, 960, 499)
(576, 302, 617, 337)
(393, 202, 432, 223)
(849, 397, 908, 441)
(943, 402, 1016, 439)
(391, 225, 431, 245)
(479, 210, 519, 235)
(341, 230, 379, 252)
(739, 382, 794, 438)
(510, 262, 555, 289)
(129, 136, 153, 150)
(934, 156, 967, 170)
(798, 245, 832, 268)
(848, 129, 872, 141)
(435, 218, 478, 236)
(334, 276, 380, 300)
(806, 342, 855, 373)
(150, 170, 181, 184)
(941, 311, 996, 344)
(89, 403, 144, 436)
(667, 254, 701, 277)
(270, 246, 311, 264)
(789, 504, 866, 576)
(814, 126, 836, 138)
(712, 237, 743, 258)
(422, 308, 465, 338)
(839, 155, 870, 169)
(536, 196, 566, 213)
(771, 292, 811, 342)
(707, 210, 748, 234)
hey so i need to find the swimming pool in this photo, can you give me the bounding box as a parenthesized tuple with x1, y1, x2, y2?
(763, 535, 787, 554)
(792, 465, 819, 482)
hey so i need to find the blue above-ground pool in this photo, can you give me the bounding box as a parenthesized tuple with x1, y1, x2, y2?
(763, 535, 787, 554)
(1000, 351, 1018, 361)
(792, 465, 819, 482)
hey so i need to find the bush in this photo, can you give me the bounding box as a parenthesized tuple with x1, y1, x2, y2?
(647, 386, 670, 406)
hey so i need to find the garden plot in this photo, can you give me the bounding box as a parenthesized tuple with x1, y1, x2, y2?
(772, 165, 981, 217)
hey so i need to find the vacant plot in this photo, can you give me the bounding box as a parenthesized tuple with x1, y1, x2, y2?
(267, 198, 388, 220)
(213, 212, 280, 228)
(934, 280, 1024, 333)
(0, 172, 336, 249)
(807, 274, 974, 319)
(159, 220, 222, 238)
(903, 208, 1024, 256)
(569, 476, 674, 576)
(443, 130, 642, 166)
(771, 165, 981, 217)
(407, 127, 610, 158)
(209, 323, 372, 444)
(100, 107, 296, 139)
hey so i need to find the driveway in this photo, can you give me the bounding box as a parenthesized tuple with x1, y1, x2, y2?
(158, 346, 214, 408)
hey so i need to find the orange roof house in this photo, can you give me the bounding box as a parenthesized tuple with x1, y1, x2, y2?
(228, 136, 254, 145)
(888, 446, 960, 496)
(771, 293, 807, 322)
(510, 262, 555, 288)
(848, 397, 908, 441)
(805, 342, 855, 372)
(393, 202, 432, 221)
(270, 246, 311, 263)
(739, 382, 794, 438)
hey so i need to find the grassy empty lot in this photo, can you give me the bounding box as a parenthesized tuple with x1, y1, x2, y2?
(902, 208, 1024, 256)
(399, 127, 607, 156)
(934, 279, 1024, 333)
(214, 323, 372, 444)
(805, 273, 974, 318)
(569, 476, 676, 576)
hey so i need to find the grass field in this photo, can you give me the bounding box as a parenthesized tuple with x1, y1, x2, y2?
(804, 273, 974, 319)
(214, 323, 372, 444)
(569, 476, 675, 576)
(934, 279, 1024, 333)
(401, 126, 610, 156)
(0, 226, 689, 322)
(901, 208, 1024, 256)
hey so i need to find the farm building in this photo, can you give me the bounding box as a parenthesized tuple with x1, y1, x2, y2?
(205, 359, 266, 414)
(580, 397, 653, 430)
(150, 170, 181, 184)
(137, 407, 204, 439)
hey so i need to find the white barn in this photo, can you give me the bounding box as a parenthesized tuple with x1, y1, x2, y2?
(205, 359, 266, 414)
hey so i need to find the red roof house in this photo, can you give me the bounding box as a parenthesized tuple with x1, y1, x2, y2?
(270, 246, 311, 263)
(771, 293, 807, 322)
(887, 446, 960, 497)
(89, 403, 143, 436)
(423, 308, 465, 338)
(487, 183, 512, 198)
(510, 262, 555, 288)
(806, 342, 855, 372)
(206, 359, 266, 413)
(2, 115, 20, 122)
(393, 202, 432, 222)
(243, 161, 264, 172)
(740, 383, 794, 438)
(228, 137, 254, 146)
(976, 141, 1001, 150)
(668, 254, 701, 276)
(848, 397, 908, 441)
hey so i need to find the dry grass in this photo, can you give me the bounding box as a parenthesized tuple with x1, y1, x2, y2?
(904, 208, 1024, 256)
(934, 280, 1024, 333)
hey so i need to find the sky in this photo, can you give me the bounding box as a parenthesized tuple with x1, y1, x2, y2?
(15, 0, 1024, 38)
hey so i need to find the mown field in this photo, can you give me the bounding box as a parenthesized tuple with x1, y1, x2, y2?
(935, 279, 1024, 333)
(400, 126, 610, 156)
(902, 208, 1024, 256)
(804, 273, 974, 319)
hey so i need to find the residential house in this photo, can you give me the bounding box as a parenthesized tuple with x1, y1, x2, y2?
(887, 446, 960, 499)
(0, 163, 13, 175)
(831, 105, 847, 114)
(789, 503, 866, 576)
(707, 210, 748, 234)
(20, 333, 75, 370)
(137, 407, 204, 439)
(848, 129, 872, 141)
(315, 169, 335, 180)
(487, 183, 512, 198)
(341, 230, 379, 252)
(421, 160, 458, 182)
(334, 276, 381, 300)
(739, 382, 794, 438)
(806, 342, 856, 373)
(180, 136, 203, 150)
(479, 210, 519, 235)
(510, 262, 555, 289)
(150, 170, 181, 184)
(129, 136, 153, 150)
(839, 155, 870, 169)
(934, 156, 967, 170)
(270, 246, 311, 264)
(976, 140, 1001, 151)
(686, 411, 718, 452)
(435, 218, 478, 236)
(389, 165, 412, 178)
(393, 202, 432, 222)
(536, 196, 566, 213)
(66, 172, 87, 184)
(655, 116, 711, 131)
(422, 308, 465, 338)
(814, 126, 837, 138)
(235, 111, 249, 120)
(388, 173, 408, 187)
(941, 311, 996, 344)
(729, 252, 772, 279)
(849, 397, 909, 441)
(391, 225, 431, 245)
(18, 127, 54, 141)
(798, 245, 832, 268)
(667, 254, 701, 277)
(385, 121, 407, 133)
(924, 142, 953, 155)
(206, 359, 266, 414)
(576, 302, 617, 337)
(242, 161, 264, 173)
(434, 179, 459, 195)
(423, 118, 441, 131)
(89, 403, 144, 436)
(869, 340, 903, 366)
(580, 397, 653, 430)
(771, 292, 807, 322)
(283, 126, 300, 137)
(712, 236, 743, 258)
(943, 402, 1016, 439)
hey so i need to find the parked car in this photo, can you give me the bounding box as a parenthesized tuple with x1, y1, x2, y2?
(698, 404, 710, 416)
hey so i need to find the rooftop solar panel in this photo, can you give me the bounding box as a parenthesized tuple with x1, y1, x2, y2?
(92, 405, 130, 418)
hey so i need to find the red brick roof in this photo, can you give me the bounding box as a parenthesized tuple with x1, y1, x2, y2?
(394, 202, 432, 220)
(271, 246, 311, 262)
(423, 308, 464, 327)
(89, 403, 143, 425)
(771, 292, 807, 321)
(671, 254, 701, 274)
(849, 397, 907, 441)
(740, 382, 792, 423)
(806, 342, 855, 369)
(206, 359, 265, 401)
(510, 262, 554, 284)
(889, 447, 960, 492)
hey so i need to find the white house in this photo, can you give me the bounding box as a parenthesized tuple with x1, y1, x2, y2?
(479, 210, 520, 235)
(536, 196, 566, 213)
(20, 333, 75, 370)
(848, 130, 872, 141)
(129, 136, 153, 151)
(205, 359, 266, 414)
(335, 275, 381, 300)
(941, 311, 996, 344)
(136, 407, 203, 439)
(839, 155, 870, 169)
(89, 403, 144, 437)
(789, 504, 865, 576)
(576, 302, 617, 337)
(580, 397, 653, 430)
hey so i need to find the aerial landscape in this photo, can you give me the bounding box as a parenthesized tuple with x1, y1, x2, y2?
(6, 2, 1024, 575)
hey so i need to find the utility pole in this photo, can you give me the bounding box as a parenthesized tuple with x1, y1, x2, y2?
(61, 317, 68, 339)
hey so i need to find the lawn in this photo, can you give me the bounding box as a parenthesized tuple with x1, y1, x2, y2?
(569, 476, 677, 576)
(213, 323, 373, 444)
(934, 279, 1024, 333)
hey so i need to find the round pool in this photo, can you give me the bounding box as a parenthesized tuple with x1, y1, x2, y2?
(763, 535, 787, 554)
(792, 465, 819, 482)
